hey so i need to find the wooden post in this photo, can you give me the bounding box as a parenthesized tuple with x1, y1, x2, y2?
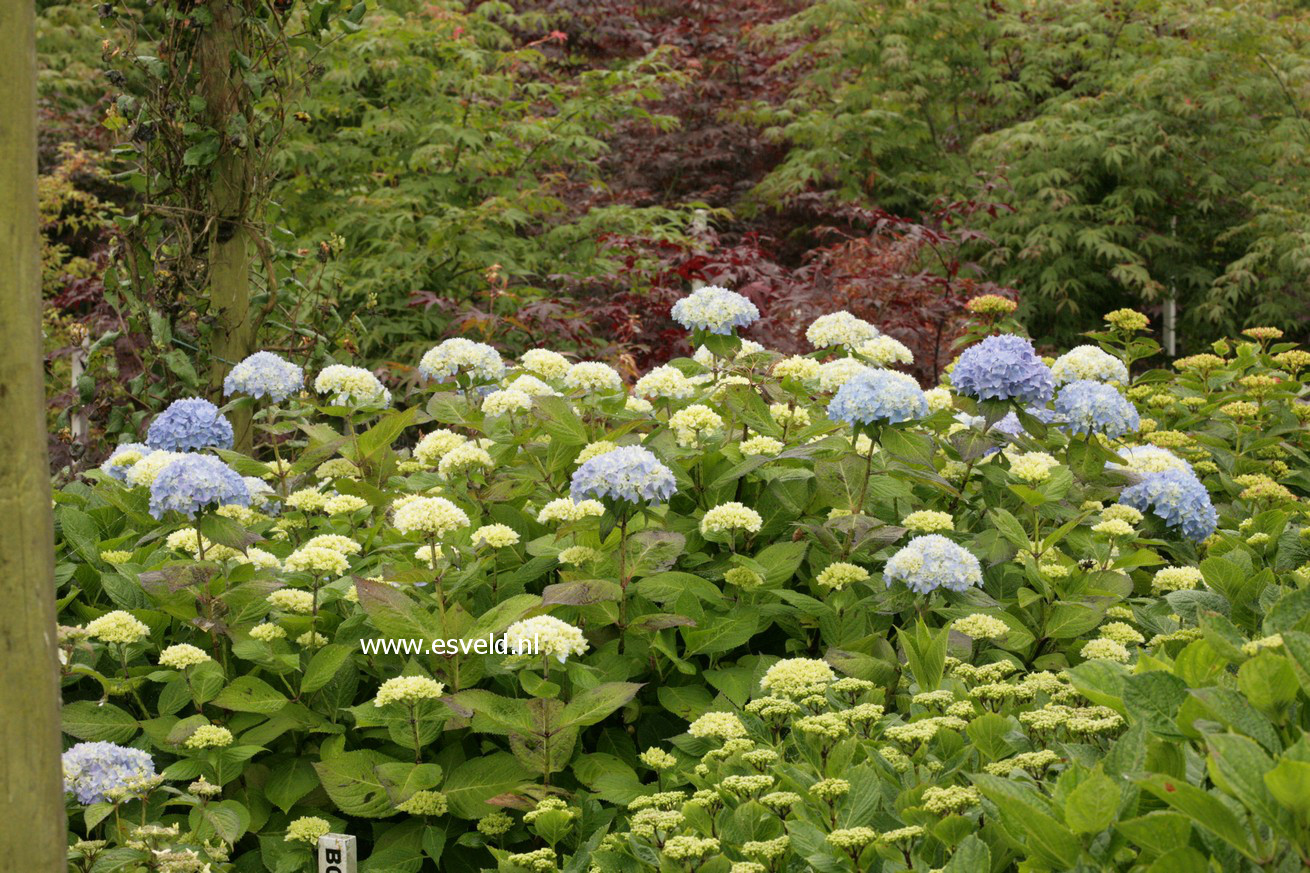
(0, 0, 68, 867)
(197, 0, 255, 450)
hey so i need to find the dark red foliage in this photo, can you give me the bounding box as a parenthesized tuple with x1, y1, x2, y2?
(504, 0, 1020, 383)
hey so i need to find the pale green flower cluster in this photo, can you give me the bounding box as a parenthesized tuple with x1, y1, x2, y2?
(505, 615, 589, 662)
(184, 725, 234, 749)
(374, 675, 446, 706)
(952, 613, 1009, 640)
(537, 497, 605, 524)
(284, 545, 350, 575)
(158, 643, 211, 669)
(284, 816, 331, 845)
(806, 311, 878, 349)
(1009, 451, 1060, 484)
(688, 711, 748, 740)
(700, 501, 763, 535)
(267, 589, 315, 614)
(901, 509, 954, 532)
(393, 496, 471, 536)
(634, 365, 695, 400)
(1152, 565, 1203, 593)
(86, 610, 151, 644)
(760, 658, 835, 697)
(671, 403, 724, 446)
(815, 561, 870, 590)
(471, 523, 520, 548)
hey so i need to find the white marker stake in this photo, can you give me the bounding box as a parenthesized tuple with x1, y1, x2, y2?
(318, 833, 358, 873)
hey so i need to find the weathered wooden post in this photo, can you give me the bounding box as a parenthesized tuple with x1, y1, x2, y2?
(0, 0, 67, 866)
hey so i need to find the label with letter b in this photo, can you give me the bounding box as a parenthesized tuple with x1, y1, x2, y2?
(318, 833, 358, 873)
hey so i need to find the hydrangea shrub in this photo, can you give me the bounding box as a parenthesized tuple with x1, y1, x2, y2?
(55, 321, 1310, 872)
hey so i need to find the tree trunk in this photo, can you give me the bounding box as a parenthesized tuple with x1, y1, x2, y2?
(0, 0, 67, 865)
(198, 0, 255, 451)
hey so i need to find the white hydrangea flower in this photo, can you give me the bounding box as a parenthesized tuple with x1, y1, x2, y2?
(314, 364, 391, 407)
(394, 497, 470, 537)
(817, 358, 867, 392)
(482, 389, 532, 417)
(634, 365, 695, 400)
(520, 349, 571, 380)
(857, 335, 913, 366)
(413, 429, 467, 467)
(700, 502, 763, 535)
(1051, 345, 1129, 385)
(504, 615, 589, 662)
(472, 523, 520, 549)
(536, 497, 605, 524)
(806, 311, 879, 349)
(565, 361, 623, 393)
(418, 338, 505, 383)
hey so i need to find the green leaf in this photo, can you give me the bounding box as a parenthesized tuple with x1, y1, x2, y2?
(450, 689, 537, 736)
(1115, 812, 1192, 856)
(375, 762, 443, 804)
(212, 676, 289, 715)
(541, 579, 621, 606)
(901, 621, 949, 692)
(1122, 670, 1189, 738)
(623, 531, 685, 578)
(61, 700, 138, 743)
(988, 507, 1031, 550)
(1137, 774, 1257, 860)
(755, 541, 808, 586)
(1044, 602, 1105, 639)
(683, 613, 759, 656)
(1264, 758, 1310, 818)
(971, 774, 1081, 868)
(314, 749, 399, 818)
(534, 396, 588, 445)
(302, 644, 352, 694)
(264, 758, 320, 813)
(1064, 768, 1121, 835)
(966, 713, 1014, 762)
(442, 752, 533, 819)
(352, 406, 418, 462)
(59, 508, 101, 562)
(1237, 653, 1297, 716)
(1205, 734, 1293, 841)
(559, 682, 642, 728)
(634, 571, 721, 604)
(1065, 660, 1127, 713)
(197, 513, 261, 551)
(943, 834, 991, 873)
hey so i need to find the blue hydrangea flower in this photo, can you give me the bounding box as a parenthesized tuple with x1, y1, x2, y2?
(884, 534, 983, 594)
(670, 285, 760, 334)
(100, 442, 152, 482)
(951, 335, 1054, 405)
(827, 368, 928, 426)
(571, 445, 677, 505)
(1120, 468, 1217, 542)
(223, 351, 304, 402)
(148, 454, 250, 519)
(146, 398, 234, 452)
(1054, 380, 1140, 438)
(243, 476, 278, 514)
(62, 742, 156, 805)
